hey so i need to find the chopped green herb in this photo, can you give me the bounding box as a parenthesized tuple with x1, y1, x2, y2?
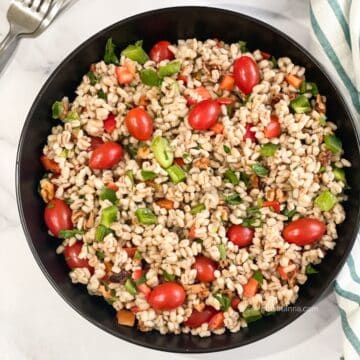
(97, 89, 107, 100)
(214, 293, 231, 311)
(158, 60, 181, 78)
(252, 270, 263, 285)
(58, 229, 84, 239)
(125, 279, 137, 296)
(86, 71, 98, 85)
(332, 167, 346, 183)
(135, 273, 147, 286)
(95, 225, 112, 242)
(260, 143, 279, 157)
(217, 244, 227, 260)
(223, 145, 231, 154)
(163, 271, 176, 282)
(125, 170, 135, 185)
(104, 38, 119, 65)
(290, 95, 311, 114)
(319, 166, 326, 173)
(124, 144, 137, 159)
(306, 264, 318, 274)
(135, 208, 157, 225)
(121, 40, 149, 64)
(100, 205, 118, 227)
(224, 169, 239, 185)
(240, 172, 250, 188)
(167, 164, 186, 184)
(319, 114, 327, 126)
(242, 217, 262, 228)
(191, 203, 206, 215)
(270, 56, 277, 68)
(52, 101, 64, 120)
(247, 207, 260, 216)
(239, 40, 248, 53)
(224, 193, 242, 205)
(105, 296, 118, 305)
(242, 307, 262, 323)
(182, 152, 189, 159)
(100, 187, 118, 204)
(251, 163, 269, 177)
(282, 207, 297, 220)
(315, 190, 338, 211)
(96, 250, 105, 260)
(64, 198, 73, 205)
(324, 135, 342, 154)
(134, 250, 142, 260)
(140, 68, 161, 86)
(151, 136, 174, 168)
(141, 170, 157, 181)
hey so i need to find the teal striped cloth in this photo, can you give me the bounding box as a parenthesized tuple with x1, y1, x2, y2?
(310, 1, 360, 359)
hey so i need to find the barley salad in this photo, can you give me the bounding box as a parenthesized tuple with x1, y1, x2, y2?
(39, 37, 350, 336)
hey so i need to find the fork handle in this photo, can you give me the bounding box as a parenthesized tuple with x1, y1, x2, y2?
(0, 30, 19, 74)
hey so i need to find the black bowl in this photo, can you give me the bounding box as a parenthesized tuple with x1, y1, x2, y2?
(16, 6, 360, 353)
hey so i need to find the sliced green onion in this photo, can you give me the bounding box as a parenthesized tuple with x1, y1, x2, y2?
(213, 293, 231, 311)
(252, 270, 263, 284)
(52, 101, 64, 120)
(315, 190, 337, 211)
(104, 38, 119, 65)
(125, 170, 135, 185)
(134, 250, 142, 260)
(158, 60, 181, 78)
(86, 71, 98, 85)
(95, 225, 112, 242)
(121, 40, 149, 64)
(240, 172, 250, 188)
(95, 250, 105, 260)
(141, 170, 157, 181)
(217, 244, 227, 260)
(251, 163, 269, 177)
(333, 167, 346, 182)
(124, 279, 137, 296)
(242, 307, 262, 323)
(290, 95, 311, 114)
(163, 271, 176, 282)
(260, 143, 279, 157)
(224, 169, 239, 185)
(100, 205, 118, 227)
(324, 135, 342, 154)
(190, 203, 206, 215)
(135, 208, 157, 225)
(223, 145, 231, 154)
(224, 193, 242, 205)
(239, 40, 248, 53)
(97, 89, 107, 100)
(58, 229, 84, 239)
(151, 136, 174, 168)
(100, 187, 118, 204)
(140, 68, 161, 86)
(318, 114, 327, 126)
(167, 164, 186, 184)
(305, 264, 318, 274)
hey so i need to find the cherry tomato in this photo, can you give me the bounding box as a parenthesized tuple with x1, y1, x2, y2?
(89, 142, 123, 170)
(231, 297, 240, 310)
(208, 312, 224, 330)
(184, 306, 218, 328)
(227, 224, 254, 248)
(104, 114, 116, 133)
(148, 282, 186, 310)
(125, 107, 154, 141)
(177, 74, 187, 84)
(174, 157, 185, 168)
(283, 218, 326, 246)
(115, 62, 135, 85)
(186, 87, 211, 106)
(244, 123, 256, 142)
(261, 51, 271, 59)
(264, 115, 281, 138)
(44, 198, 73, 237)
(149, 41, 174, 63)
(193, 256, 217, 282)
(188, 99, 221, 130)
(233, 56, 260, 95)
(63, 241, 93, 272)
(262, 200, 281, 213)
(40, 155, 61, 174)
(88, 137, 104, 151)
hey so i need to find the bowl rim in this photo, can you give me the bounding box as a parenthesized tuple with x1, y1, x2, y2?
(15, 5, 360, 353)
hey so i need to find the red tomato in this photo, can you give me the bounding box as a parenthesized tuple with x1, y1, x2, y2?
(125, 107, 153, 141)
(124, 247, 137, 258)
(89, 142, 123, 170)
(174, 157, 185, 168)
(149, 41, 174, 63)
(231, 297, 240, 310)
(193, 256, 217, 282)
(188, 225, 197, 239)
(104, 114, 116, 133)
(187, 87, 211, 106)
(208, 312, 224, 330)
(243, 277, 259, 297)
(188, 99, 221, 130)
(262, 200, 281, 213)
(184, 306, 218, 328)
(177, 74, 188, 84)
(264, 115, 281, 138)
(107, 182, 119, 191)
(44, 198, 73, 237)
(40, 155, 61, 174)
(219, 74, 235, 91)
(233, 56, 260, 95)
(244, 123, 256, 142)
(63, 242, 93, 272)
(283, 218, 326, 246)
(227, 224, 254, 248)
(148, 282, 186, 310)
(115, 64, 135, 85)
(261, 51, 271, 59)
(217, 97, 234, 105)
(132, 269, 143, 281)
(88, 137, 104, 151)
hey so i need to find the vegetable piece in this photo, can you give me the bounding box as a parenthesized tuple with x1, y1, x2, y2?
(125, 107, 154, 141)
(219, 74, 235, 91)
(124, 247, 137, 258)
(100, 187, 118, 204)
(231, 297, 240, 310)
(104, 38, 119, 65)
(242, 307, 262, 323)
(115, 63, 135, 85)
(240, 172, 250, 188)
(233, 56, 260, 95)
(103, 114, 116, 133)
(213, 293, 231, 311)
(191, 203, 206, 215)
(58, 229, 84, 239)
(324, 135, 342, 154)
(86, 71, 97, 85)
(223, 169, 239, 185)
(264, 115, 281, 139)
(96, 250, 105, 260)
(97, 89, 107, 100)
(163, 271, 176, 282)
(262, 200, 281, 213)
(333, 167, 346, 182)
(151, 136, 174, 168)
(148, 282, 186, 310)
(282, 207, 297, 220)
(301, 82, 319, 96)
(135, 208, 157, 225)
(44, 198, 73, 237)
(223, 145, 231, 154)
(251, 163, 269, 177)
(95, 225, 112, 242)
(260, 143, 279, 157)
(184, 306, 218, 328)
(224, 193, 242, 205)
(188, 99, 221, 130)
(186, 87, 211, 106)
(315, 190, 338, 211)
(210, 122, 224, 134)
(140, 68, 162, 86)
(244, 123, 257, 142)
(167, 164, 186, 184)
(89, 142, 124, 170)
(121, 40, 149, 64)
(141, 170, 157, 181)
(227, 224, 254, 248)
(100, 205, 118, 227)
(193, 256, 217, 282)
(217, 244, 227, 260)
(319, 114, 327, 126)
(125, 279, 137, 296)
(125, 170, 135, 185)
(65, 111, 79, 122)
(52, 101, 65, 120)
(306, 264, 318, 274)
(208, 312, 225, 330)
(149, 40, 174, 63)
(239, 41, 248, 53)
(285, 74, 303, 89)
(270, 56, 277, 67)
(63, 242, 93, 272)
(106, 182, 119, 191)
(188, 225, 197, 239)
(283, 218, 326, 246)
(158, 60, 181, 78)
(40, 155, 61, 174)
(252, 270, 263, 284)
(116, 309, 135, 327)
(290, 95, 311, 113)
(243, 278, 259, 297)
(155, 198, 174, 210)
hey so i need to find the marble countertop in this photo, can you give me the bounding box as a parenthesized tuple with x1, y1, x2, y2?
(0, 0, 345, 359)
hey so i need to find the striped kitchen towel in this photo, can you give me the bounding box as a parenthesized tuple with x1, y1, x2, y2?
(310, 1, 360, 359)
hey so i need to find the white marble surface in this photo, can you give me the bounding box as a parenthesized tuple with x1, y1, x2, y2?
(0, 0, 345, 359)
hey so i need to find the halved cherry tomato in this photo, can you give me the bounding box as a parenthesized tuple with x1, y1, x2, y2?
(210, 122, 224, 134)
(188, 99, 221, 130)
(262, 200, 281, 213)
(187, 87, 211, 106)
(125, 107, 153, 141)
(44, 198, 73, 237)
(88, 137, 104, 151)
(138, 283, 151, 298)
(107, 182, 119, 191)
(184, 306, 218, 328)
(283, 218, 326, 246)
(40, 155, 61, 174)
(227, 224, 254, 248)
(277, 262, 299, 281)
(132, 269, 143, 281)
(63, 241, 93, 272)
(231, 297, 240, 310)
(115, 63, 135, 85)
(149, 41, 174, 63)
(217, 97, 234, 105)
(148, 282, 186, 310)
(104, 114, 116, 133)
(261, 51, 271, 60)
(264, 115, 281, 138)
(193, 256, 217, 282)
(244, 123, 256, 142)
(174, 157, 185, 168)
(208, 312, 224, 330)
(177, 74, 188, 84)
(219, 74, 235, 91)
(243, 277, 259, 297)
(189, 225, 197, 239)
(233, 56, 260, 95)
(89, 142, 123, 170)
